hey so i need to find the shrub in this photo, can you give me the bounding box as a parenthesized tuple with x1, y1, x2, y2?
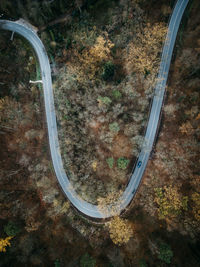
(106, 157, 114, 169)
(101, 61, 115, 80)
(80, 253, 96, 267)
(65, 99, 71, 109)
(158, 243, 173, 264)
(109, 122, 120, 133)
(112, 90, 122, 99)
(98, 96, 112, 105)
(139, 259, 148, 267)
(117, 157, 129, 170)
(4, 221, 20, 236)
(54, 259, 61, 267)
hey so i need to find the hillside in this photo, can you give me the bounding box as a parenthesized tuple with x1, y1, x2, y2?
(0, 0, 199, 266)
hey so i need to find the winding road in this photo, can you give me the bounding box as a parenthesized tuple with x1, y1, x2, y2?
(0, 0, 189, 218)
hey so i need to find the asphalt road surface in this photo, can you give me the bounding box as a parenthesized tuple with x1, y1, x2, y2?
(0, 0, 189, 218)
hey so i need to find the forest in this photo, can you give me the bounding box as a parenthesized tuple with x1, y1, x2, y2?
(0, 0, 199, 266)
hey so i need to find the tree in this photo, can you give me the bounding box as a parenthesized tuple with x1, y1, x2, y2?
(97, 192, 134, 245)
(101, 61, 115, 80)
(139, 259, 148, 267)
(179, 121, 194, 135)
(4, 221, 20, 236)
(70, 33, 114, 83)
(117, 157, 129, 170)
(0, 96, 22, 128)
(158, 243, 173, 264)
(106, 216, 134, 245)
(154, 185, 188, 219)
(0, 236, 13, 253)
(80, 253, 96, 267)
(125, 23, 167, 75)
(191, 192, 200, 221)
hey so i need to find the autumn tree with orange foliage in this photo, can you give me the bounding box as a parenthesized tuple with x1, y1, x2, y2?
(0, 236, 13, 253)
(68, 33, 114, 84)
(106, 216, 134, 245)
(97, 190, 123, 217)
(179, 121, 194, 135)
(125, 23, 167, 75)
(97, 191, 134, 245)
